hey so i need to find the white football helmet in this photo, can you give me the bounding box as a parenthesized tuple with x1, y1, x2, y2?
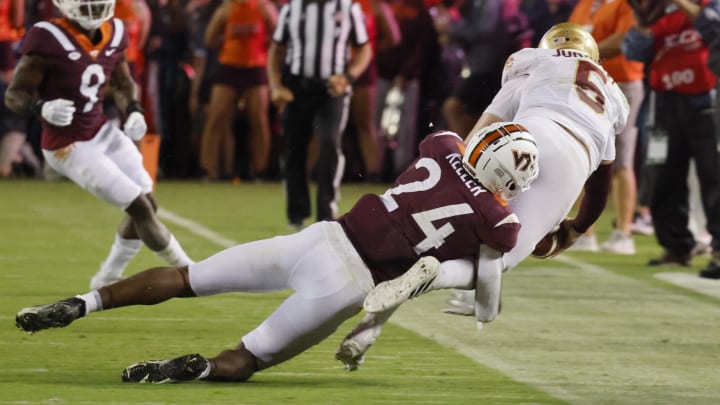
(462, 122, 539, 201)
(53, 0, 116, 31)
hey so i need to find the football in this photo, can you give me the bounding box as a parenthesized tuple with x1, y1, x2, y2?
(531, 233, 559, 259)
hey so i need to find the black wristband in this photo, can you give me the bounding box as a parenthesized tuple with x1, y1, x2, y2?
(126, 100, 144, 116)
(344, 72, 356, 84)
(26, 99, 44, 117)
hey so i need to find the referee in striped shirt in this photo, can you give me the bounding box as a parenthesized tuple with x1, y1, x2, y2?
(268, 0, 372, 229)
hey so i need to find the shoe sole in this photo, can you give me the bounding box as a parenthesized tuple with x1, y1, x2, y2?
(15, 307, 44, 333)
(16, 303, 78, 333)
(363, 256, 439, 313)
(647, 260, 691, 267)
(121, 361, 162, 383)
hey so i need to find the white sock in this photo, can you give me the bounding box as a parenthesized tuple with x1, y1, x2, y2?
(76, 291, 103, 315)
(198, 362, 211, 380)
(98, 234, 143, 279)
(154, 234, 193, 267)
(432, 259, 475, 290)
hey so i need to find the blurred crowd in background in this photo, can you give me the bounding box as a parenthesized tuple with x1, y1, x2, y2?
(3, 0, 720, 264)
(1, 0, 574, 182)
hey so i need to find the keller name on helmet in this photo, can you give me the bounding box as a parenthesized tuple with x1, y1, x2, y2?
(462, 122, 539, 201)
(53, 0, 116, 31)
(538, 22, 600, 62)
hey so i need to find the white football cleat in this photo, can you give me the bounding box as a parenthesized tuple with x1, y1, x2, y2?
(601, 230, 635, 255)
(567, 234, 599, 252)
(363, 256, 439, 313)
(335, 338, 368, 372)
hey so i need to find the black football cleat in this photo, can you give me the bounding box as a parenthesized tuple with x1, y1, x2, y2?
(699, 261, 720, 279)
(121, 354, 209, 384)
(647, 251, 691, 267)
(15, 297, 85, 333)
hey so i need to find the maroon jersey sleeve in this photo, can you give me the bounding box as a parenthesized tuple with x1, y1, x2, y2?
(21, 25, 63, 57)
(339, 131, 520, 284)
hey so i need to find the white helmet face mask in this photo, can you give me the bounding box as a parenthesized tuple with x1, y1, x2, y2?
(54, 0, 116, 31)
(462, 122, 539, 201)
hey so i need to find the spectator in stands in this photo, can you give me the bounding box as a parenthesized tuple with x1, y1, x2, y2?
(185, 0, 222, 178)
(1, 0, 41, 178)
(103, 0, 152, 127)
(23, 0, 55, 29)
(430, 0, 467, 113)
(375, 0, 435, 178)
(115, 0, 151, 82)
(200, 0, 277, 181)
(624, 0, 720, 278)
(522, 0, 576, 47)
(568, 0, 644, 255)
(693, 0, 720, 75)
(268, 0, 371, 229)
(442, 0, 532, 137)
(347, 0, 400, 182)
(144, 0, 192, 177)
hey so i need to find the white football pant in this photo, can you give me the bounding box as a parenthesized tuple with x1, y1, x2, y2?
(42, 121, 153, 210)
(188, 222, 375, 369)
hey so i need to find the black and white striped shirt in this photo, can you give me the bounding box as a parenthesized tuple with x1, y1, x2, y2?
(273, 0, 369, 79)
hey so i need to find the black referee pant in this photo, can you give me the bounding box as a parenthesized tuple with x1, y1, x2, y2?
(283, 77, 350, 225)
(651, 91, 720, 255)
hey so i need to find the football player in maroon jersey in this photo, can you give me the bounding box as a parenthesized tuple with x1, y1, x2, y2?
(4, 0, 193, 288)
(15, 123, 539, 383)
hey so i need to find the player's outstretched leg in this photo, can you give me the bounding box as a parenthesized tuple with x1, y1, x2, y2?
(121, 354, 210, 384)
(336, 307, 397, 371)
(15, 297, 85, 333)
(363, 256, 440, 313)
(17, 266, 194, 335)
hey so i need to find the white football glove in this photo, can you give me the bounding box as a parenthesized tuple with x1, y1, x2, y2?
(41, 98, 76, 127)
(123, 111, 147, 141)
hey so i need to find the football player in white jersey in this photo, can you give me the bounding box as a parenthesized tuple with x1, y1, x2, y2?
(336, 22, 630, 371)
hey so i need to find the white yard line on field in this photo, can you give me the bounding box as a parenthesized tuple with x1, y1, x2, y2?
(158, 208, 237, 249)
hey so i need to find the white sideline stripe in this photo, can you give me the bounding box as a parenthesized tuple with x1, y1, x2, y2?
(561, 254, 720, 299)
(157, 208, 237, 248)
(655, 271, 720, 298)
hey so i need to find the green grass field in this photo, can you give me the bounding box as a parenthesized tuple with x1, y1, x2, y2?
(1, 179, 719, 404)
